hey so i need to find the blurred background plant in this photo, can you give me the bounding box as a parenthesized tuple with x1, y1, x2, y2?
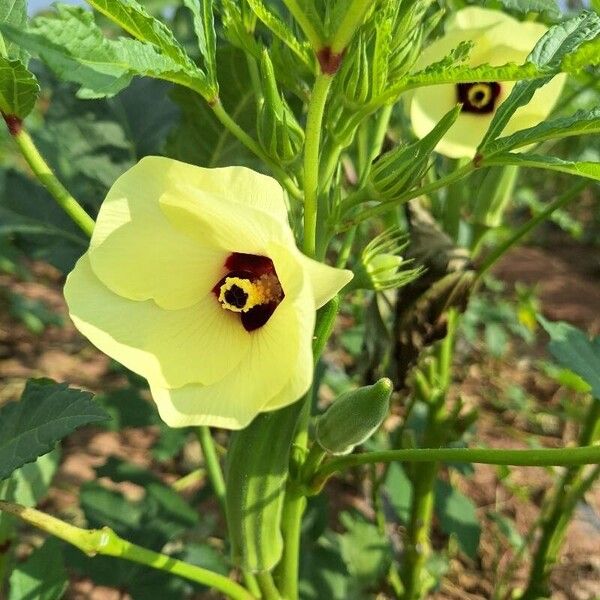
(0, 0, 599, 599)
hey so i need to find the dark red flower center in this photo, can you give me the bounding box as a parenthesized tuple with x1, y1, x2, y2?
(212, 253, 285, 332)
(457, 82, 501, 114)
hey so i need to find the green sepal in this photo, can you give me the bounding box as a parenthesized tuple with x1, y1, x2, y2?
(225, 401, 303, 572)
(315, 378, 393, 456)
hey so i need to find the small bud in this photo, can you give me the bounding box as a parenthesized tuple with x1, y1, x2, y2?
(351, 228, 423, 292)
(370, 105, 461, 199)
(315, 378, 393, 455)
(338, 33, 370, 107)
(257, 50, 304, 164)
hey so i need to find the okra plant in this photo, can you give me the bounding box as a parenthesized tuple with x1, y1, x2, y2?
(0, 0, 599, 598)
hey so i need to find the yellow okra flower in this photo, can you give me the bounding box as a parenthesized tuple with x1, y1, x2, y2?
(65, 157, 352, 429)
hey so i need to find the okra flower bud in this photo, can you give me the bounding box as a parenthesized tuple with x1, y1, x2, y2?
(316, 378, 394, 455)
(257, 50, 304, 164)
(351, 228, 423, 292)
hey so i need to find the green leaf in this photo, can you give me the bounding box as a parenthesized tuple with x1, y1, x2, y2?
(95, 387, 157, 430)
(385, 463, 413, 523)
(0, 168, 88, 273)
(8, 538, 68, 600)
(498, 0, 561, 19)
(87, 0, 191, 64)
(485, 107, 600, 155)
(0, 8, 133, 98)
(5, 449, 60, 507)
(0, 0, 27, 62)
(0, 379, 108, 481)
(562, 35, 600, 73)
(0, 5, 211, 99)
(538, 317, 600, 399)
(0, 56, 39, 118)
(183, 0, 217, 87)
(435, 479, 480, 559)
(487, 511, 524, 550)
(482, 152, 600, 181)
(337, 511, 392, 592)
(299, 534, 349, 600)
(480, 11, 600, 148)
(87, 0, 214, 97)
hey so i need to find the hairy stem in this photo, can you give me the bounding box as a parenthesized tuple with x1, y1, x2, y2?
(0, 501, 255, 600)
(277, 298, 340, 599)
(303, 74, 333, 257)
(6, 122, 95, 237)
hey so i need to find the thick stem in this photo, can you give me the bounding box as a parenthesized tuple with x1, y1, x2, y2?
(303, 74, 333, 257)
(401, 462, 438, 600)
(276, 299, 341, 598)
(277, 490, 307, 600)
(8, 124, 95, 237)
(519, 399, 600, 600)
(401, 314, 456, 600)
(0, 501, 255, 600)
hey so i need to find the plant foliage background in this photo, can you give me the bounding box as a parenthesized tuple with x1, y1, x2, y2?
(0, 0, 599, 599)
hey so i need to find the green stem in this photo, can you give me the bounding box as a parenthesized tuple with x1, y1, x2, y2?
(0, 501, 255, 600)
(277, 298, 341, 599)
(277, 490, 306, 600)
(197, 427, 226, 510)
(309, 445, 600, 493)
(476, 179, 588, 280)
(401, 315, 456, 600)
(401, 461, 438, 600)
(10, 127, 95, 237)
(358, 104, 393, 186)
(171, 468, 205, 492)
(329, 0, 371, 54)
(519, 399, 600, 600)
(255, 571, 283, 600)
(303, 74, 333, 257)
(211, 100, 303, 202)
(340, 162, 475, 227)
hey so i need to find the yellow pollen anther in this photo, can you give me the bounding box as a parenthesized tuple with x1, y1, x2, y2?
(218, 274, 283, 313)
(467, 83, 493, 108)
